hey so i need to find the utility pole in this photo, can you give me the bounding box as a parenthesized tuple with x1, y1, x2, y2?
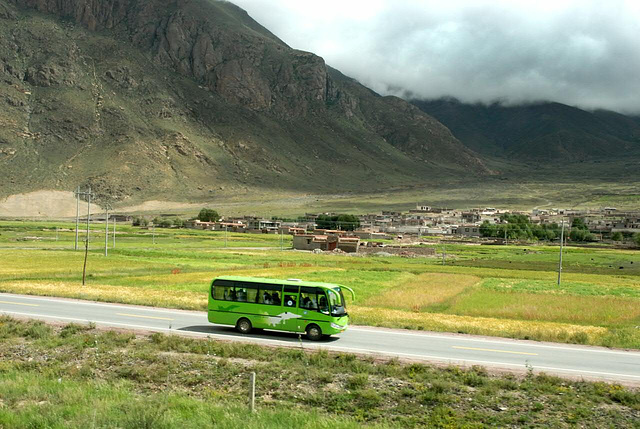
(74, 185, 80, 250)
(225, 225, 228, 248)
(557, 219, 565, 286)
(442, 245, 446, 265)
(152, 225, 156, 245)
(104, 204, 109, 257)
(113, 217, 116, 249)
(76, 186, 95, 286)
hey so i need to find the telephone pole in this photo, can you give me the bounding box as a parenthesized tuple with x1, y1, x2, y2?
(74, 186, 80, 250)
(75, 187, 95, 286)
(104, 203, 110, 257)
(113, 217, 116, 249)
(557, 219, 565, 286)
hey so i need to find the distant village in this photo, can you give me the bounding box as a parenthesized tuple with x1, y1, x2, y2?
(116, 205, 640, 254)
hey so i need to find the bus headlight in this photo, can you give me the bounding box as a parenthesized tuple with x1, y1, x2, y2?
(330, 322, 343, 329)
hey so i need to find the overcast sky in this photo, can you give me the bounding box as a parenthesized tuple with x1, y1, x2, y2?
(230, 0, 640, 114)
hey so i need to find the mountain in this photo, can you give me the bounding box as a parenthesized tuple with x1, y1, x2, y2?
(0, 0, 488, 204)
(412, 98, 640, 162)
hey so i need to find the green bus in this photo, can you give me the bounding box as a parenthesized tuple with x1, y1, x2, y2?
(208, 276, 355, 340)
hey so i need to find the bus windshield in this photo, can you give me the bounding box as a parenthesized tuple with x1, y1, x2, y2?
(328, 287, 347, 317)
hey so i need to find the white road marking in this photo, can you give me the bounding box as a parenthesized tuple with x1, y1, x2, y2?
(116, 313, 174, 321)
(1, 308, 639, 381)
(452, 346, 538, 356)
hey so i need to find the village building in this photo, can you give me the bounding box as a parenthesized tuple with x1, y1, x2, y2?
(293, 234, 361, 253)
(245, 218, 281, 233)
(453, 224, 481, 237)
(212, 222, 247, 233)
(278, 226, 307, 235)
(184, 220, 216, 230)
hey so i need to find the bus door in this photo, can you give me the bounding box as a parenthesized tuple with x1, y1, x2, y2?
(281, 285, 301, 332)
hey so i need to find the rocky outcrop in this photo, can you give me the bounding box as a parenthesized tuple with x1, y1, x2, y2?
(10, 0, 333, 119)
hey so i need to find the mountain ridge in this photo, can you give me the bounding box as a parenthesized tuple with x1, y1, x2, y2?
(412, 98, 640, 162)
(0, 0, 488, 203)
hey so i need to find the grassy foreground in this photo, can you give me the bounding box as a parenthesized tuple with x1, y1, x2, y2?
(0, 317, 638, 428)
(0, 221, 639, 349)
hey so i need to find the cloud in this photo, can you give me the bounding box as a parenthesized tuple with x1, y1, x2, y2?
(230, 0, 640, 113)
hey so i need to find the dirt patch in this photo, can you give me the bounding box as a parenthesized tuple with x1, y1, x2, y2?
(0, 190, 102, 218)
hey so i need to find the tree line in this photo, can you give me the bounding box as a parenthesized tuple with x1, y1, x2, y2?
(479, 214, 598, 242)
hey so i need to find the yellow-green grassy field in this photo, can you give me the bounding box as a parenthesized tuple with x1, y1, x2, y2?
(1, 221, 639, 348)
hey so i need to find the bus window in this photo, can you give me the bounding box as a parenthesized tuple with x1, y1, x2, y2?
(236, 283, 258, 303)
(328, 288, 347, 316)
(257, 284, 282, 305)
(213, 280, 234, 301)
(248, 287, 258, 303)
(317, 289, 329, 313)
(300, 286, 319, 310)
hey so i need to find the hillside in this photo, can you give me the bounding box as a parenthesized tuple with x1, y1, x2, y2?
(0, 0, 488, 205)
(413, 98, 640, 162)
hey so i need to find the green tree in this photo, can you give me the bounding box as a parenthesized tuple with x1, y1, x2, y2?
(132, 217, 148, 227)
(569, 229, 586, 242)
(611, 231, 623, 241)
(198, 208, 219, 222)
(634, 232, 640, 247)
(479, 221, 497, 237)
(336, 214, 360, 231)
(173, 218, 185, 228)
(571, 218, 589, 231)
(158, 219, 173, 228)
(316, 214, 360, 231)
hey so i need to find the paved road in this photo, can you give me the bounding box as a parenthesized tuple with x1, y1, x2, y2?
(1, 292, 639, 385)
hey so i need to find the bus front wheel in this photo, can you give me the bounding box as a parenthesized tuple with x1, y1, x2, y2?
(236, 318, 252, 335)
(306, 324, 323, 341)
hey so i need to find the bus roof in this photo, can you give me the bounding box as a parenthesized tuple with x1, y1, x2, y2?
(213, 275, 343, 290)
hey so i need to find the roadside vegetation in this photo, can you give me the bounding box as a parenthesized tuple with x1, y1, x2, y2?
(0, 221, 639, 349)
(0, 317, 638, 428)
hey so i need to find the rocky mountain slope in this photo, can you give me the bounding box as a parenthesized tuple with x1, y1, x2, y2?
(413, 98, 640, 162)
(0, 0, 488, 204)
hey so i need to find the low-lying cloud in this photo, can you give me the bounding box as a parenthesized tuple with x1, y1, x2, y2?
(230, 0, 640, 114)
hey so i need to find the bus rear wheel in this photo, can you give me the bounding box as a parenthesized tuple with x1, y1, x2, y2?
(306, 324, 323, 341)
(236, 318, 252, 335)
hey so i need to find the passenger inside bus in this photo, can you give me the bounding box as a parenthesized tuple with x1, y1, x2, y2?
(318, 295, 328, 312)
(263, 291, 272, 304)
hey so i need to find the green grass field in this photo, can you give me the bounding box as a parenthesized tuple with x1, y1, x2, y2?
(0, 318, 638, 428)
(1, 220, 639, 349)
